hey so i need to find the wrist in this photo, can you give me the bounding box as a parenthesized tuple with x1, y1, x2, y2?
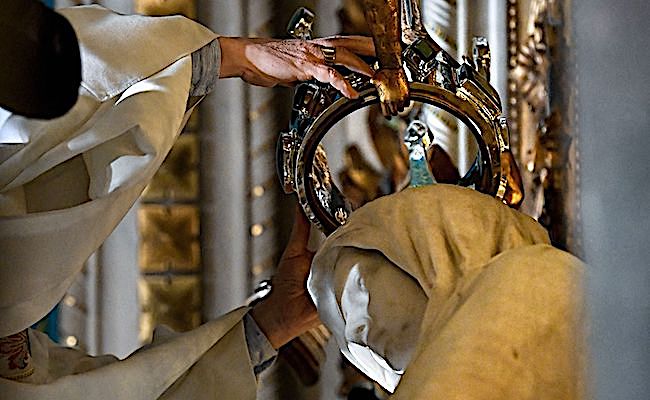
(249, 296, 292, 349)
(249, 293, 319, 350)
(217, 36, 253, 79)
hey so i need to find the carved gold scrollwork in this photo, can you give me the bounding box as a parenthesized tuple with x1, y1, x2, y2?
(511, 0, 580, 252)
(514, 0, 556, 222)
(138, 205, 201, 273)
(142, 134, 200, 201)
(362, 0, 411, 115)
(138, 275, 201, 343)
(134, 1, 204, 344)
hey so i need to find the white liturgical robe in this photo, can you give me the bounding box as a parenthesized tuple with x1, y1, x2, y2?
(0, 6, 257, 399)
(310, 185, 585, 399)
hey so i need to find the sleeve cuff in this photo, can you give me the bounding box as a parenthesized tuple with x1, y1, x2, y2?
(189, 38, 221, 96)
(243, 312, 278, 375)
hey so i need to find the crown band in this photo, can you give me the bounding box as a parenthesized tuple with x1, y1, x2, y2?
(279, 24, 514, 234)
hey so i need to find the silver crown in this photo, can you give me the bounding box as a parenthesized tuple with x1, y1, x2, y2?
(277, 6, 513, 235)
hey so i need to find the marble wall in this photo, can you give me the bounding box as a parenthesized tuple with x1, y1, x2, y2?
(576, 1, 650, 398)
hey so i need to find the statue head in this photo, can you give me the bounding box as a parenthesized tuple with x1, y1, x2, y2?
(309, 246, 427, 392)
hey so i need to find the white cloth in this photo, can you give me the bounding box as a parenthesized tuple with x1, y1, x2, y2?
(309, 185, 585, 399)
(0, 6, 258, 400)
(0, 4, 214, 337)
(2, 308, 254, 400)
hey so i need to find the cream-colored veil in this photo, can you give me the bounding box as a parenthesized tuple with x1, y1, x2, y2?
(309, 185, 584, 399)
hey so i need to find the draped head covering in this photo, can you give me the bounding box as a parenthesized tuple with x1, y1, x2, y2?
(309, 184, 585, 398)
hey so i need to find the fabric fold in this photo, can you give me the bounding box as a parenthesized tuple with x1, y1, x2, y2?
(1, 308, 254, 400)
(310, 185, 585, 399)
(59, 5, 216, 101)
(0, 4, 213, 337)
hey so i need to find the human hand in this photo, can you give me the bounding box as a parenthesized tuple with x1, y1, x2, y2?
(218, 36, 375, 99)
(250, 207, 319, 349)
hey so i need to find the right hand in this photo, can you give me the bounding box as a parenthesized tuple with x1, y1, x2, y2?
(218, 36, 375, 99)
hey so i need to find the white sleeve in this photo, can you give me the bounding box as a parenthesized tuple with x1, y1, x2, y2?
(0, 56, 194, 339)
(0, 308, 257, 400)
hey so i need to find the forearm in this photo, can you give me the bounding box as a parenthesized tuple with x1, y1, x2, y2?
(216, 36, 253, 79)
(188, 37, 254, 96)
(249, 294, 319, 350)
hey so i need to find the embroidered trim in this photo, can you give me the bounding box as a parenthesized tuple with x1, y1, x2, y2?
(0, 330, 33, 380)
(2, 366, 35, 381)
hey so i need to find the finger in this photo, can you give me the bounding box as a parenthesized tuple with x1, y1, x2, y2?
(315, 35, 376, 57)
(311, 64, 359, 99)
(333, 47, 373, 77)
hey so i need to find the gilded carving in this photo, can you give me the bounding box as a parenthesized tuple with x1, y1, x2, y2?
(511, 0, 580, 252)
(134, 0, 196, 19)
(142, 134, 200, 202)
(362, 0, 410, 115)
(138, 275, 201, 343)
(138, 204, 201, 273)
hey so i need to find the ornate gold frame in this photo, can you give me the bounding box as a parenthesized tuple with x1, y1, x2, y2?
(508, 0, 581, 254)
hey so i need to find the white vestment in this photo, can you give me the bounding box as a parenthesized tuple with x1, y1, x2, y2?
(310, 185, 585, 399)
(0, 6, 256, 399)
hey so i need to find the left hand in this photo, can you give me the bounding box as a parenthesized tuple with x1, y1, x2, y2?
(250, 207, 319, 349)
(218, 36, 375, 99)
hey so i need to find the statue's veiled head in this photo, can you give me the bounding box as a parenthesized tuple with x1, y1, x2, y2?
(307, 184, 552, 392)
(309, 246, 427, 392)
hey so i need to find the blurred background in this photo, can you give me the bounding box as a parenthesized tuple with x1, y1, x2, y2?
(40, 0, 650, 399)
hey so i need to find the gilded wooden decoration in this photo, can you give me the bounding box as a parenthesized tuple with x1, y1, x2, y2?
(138, 204, 201, 273)
(362, 0, 410, 115)
(278, 324, 331, 386)
(135, 0, 204, 345)
(510, 0, 581, 253)
(138, 275, 201, 343)
(134, 0, 196, 19)
(141, 134, 200, 201)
